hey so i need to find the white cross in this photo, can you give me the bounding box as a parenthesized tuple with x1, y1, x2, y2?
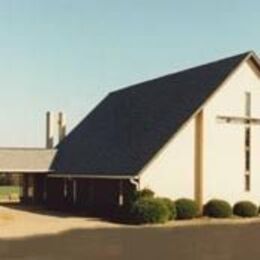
(217, 92, 260, 191)
(217, 93, 260, 125)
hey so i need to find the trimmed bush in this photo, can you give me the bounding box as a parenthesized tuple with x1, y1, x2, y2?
(233, 201, 258, 217)
(161, 198, 177, 220)
(137, 188, 155, 198)
(131, 197, 170, 224)
(175, 198, 199, 220)
(129, 188, 155, 204)
(203, 199, 232, 218)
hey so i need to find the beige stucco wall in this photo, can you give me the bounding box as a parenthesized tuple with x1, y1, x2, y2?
(139, 119, 195, 200)
(204, 59, 260, 205)
(139, 58, 260, 205)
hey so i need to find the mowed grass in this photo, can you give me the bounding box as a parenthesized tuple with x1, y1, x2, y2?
(0, 186, 20, 200)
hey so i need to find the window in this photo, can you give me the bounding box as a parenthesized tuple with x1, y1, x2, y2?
(245, 92, 251, 191)
(245, 127, 250, 147)
(245, 92, 251, 117)
(245, 174, 250, 192)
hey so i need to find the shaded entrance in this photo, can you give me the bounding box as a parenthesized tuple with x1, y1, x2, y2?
(46, 177, 135, 214)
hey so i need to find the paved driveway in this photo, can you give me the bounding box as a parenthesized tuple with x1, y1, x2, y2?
(0, 222, 260, 260)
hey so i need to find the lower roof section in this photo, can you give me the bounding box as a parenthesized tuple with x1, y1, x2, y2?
(0, 148, 56, 173)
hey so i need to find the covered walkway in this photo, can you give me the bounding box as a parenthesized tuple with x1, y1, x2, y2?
(0, 148, 56, 204)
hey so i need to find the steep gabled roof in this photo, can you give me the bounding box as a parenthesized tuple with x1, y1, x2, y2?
(51, 51, 256, 176)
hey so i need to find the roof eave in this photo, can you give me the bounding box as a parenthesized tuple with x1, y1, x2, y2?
(245, 51, 260, 71)
(47, 173, 138, 179)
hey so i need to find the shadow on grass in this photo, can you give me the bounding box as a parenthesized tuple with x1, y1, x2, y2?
(1, 223, 260, 260)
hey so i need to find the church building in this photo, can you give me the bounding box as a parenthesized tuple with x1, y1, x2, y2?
(1, 51, 260, 211)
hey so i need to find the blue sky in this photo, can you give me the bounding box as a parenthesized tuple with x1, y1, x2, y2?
(0, 0, 259, 147)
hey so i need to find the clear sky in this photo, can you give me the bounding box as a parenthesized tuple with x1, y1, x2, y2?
(0, 0, 259, 147)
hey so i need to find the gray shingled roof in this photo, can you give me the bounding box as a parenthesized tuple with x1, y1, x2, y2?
(0, 148, 56, 172)
(51, 52, 253, 176)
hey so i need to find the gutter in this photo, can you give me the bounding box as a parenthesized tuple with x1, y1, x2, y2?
(47, 173, 137, 180)
(130, 177, 140, 190)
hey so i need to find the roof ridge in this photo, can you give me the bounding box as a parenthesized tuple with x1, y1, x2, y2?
(110, 51, 252, 95)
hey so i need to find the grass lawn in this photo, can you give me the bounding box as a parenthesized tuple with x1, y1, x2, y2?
(0, 186, 20, 200)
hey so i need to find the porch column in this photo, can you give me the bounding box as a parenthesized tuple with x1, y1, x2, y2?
(194, 110, 204, 211)
(118, 180, 124, 206)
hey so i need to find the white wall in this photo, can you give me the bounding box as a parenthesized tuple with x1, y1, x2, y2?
(204, 59, 260, 205)
(139, 119, 195, 200)
(139, 58, 260, 205)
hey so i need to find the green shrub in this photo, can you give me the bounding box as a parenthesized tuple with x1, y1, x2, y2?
(233, 201, 258, 217)
(203, 199, 232, 218)
(131, 197, 170, 224)
(161, 198, 177, 220)
(175, 198, 199, 220)
(136, 188, 155, 199)
(129, 188, 155, 204)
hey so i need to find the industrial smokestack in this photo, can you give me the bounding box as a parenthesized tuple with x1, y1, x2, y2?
(58, 112, 66, 142)
(46, 111, 55, 148)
